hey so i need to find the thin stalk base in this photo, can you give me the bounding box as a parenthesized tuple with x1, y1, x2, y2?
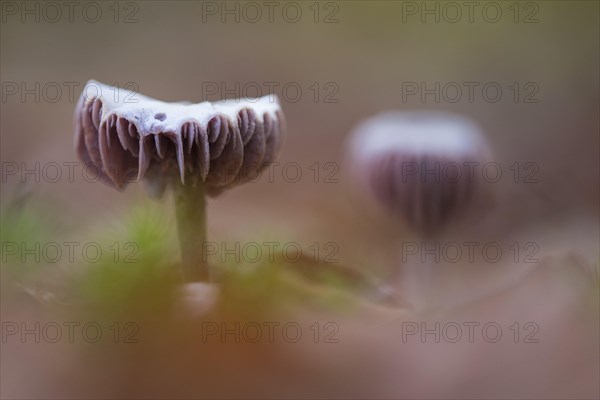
(174, 181, 209, 282)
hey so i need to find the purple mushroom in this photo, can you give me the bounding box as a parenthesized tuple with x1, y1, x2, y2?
(347, 111, 492, 236)
(346, 111, 493, 306)
(74, 80, 286, 281)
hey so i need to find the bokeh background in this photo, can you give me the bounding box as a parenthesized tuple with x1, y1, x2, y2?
(1, 1, 599, 399)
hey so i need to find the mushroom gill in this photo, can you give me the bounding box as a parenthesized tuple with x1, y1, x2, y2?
(74, 80, 285, 197)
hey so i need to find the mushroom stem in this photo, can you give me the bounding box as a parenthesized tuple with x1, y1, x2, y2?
(400, 258, 436, 310)
(174, 181, 210, 282)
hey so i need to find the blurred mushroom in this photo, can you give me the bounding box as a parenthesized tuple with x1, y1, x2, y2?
(346, 111, 493, 306)
(346, 111, 492, 236)
(74, 80, 285, 281)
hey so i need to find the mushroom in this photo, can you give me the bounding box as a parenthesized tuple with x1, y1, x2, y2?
(346, 111, 491, 235)
(74, 80, 285, 281)
(345, 111, 492, 305)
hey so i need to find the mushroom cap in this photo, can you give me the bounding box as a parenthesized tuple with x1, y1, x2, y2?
(346, 111, 492, 235)
(74, 80, 285, 197)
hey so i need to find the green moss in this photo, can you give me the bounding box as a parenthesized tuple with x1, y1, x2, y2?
(214, 255, 366, 317)
(0, 197, 60, 285)
(73, 204, 180, 320)
(2, 197, 373, 323)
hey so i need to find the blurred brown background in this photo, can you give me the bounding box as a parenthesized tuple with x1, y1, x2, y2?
(1, 1, 599, 399)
